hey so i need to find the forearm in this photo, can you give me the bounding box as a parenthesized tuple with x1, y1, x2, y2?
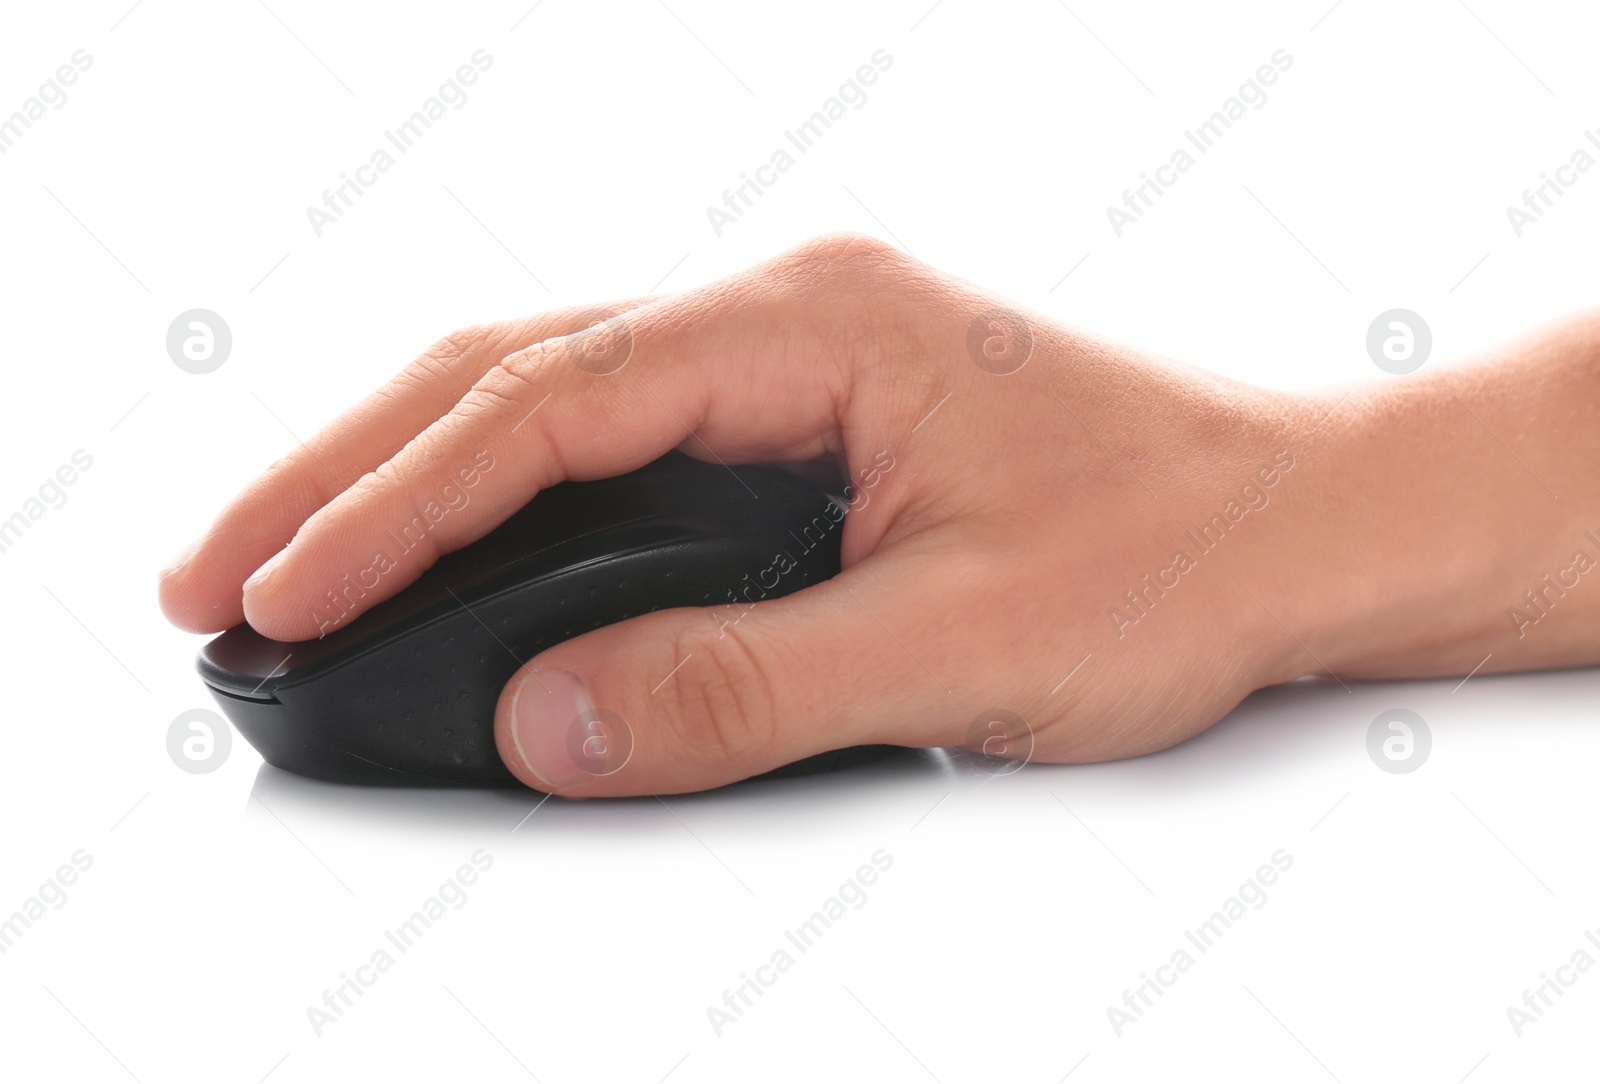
(1259, 308, 1600, 684)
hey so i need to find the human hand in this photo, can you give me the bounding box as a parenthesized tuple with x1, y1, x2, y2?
(158, 234, 1600, 795)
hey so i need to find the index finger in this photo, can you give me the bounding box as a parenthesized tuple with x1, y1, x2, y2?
(159, 301, 656, 633)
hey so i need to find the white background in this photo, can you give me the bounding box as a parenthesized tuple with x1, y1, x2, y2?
(2, 0, 1598, 1080)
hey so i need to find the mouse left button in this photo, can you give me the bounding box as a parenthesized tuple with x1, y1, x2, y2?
(197, 625, 298, 700)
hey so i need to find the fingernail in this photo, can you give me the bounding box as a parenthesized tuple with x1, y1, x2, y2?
(244, 547, 288, 591)
(162, 537, 200, 577)
(509, 668, 595, 791)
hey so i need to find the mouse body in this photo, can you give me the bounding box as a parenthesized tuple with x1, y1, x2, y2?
(197, 453, 863, 786)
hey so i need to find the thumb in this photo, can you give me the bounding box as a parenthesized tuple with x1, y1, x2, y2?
(492, 562, 958, 796)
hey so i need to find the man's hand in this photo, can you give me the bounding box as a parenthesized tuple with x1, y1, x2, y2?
(158, 234, 1600, 795)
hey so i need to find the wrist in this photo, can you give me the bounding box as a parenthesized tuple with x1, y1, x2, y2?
(1269, 381, 1510, 681)
(1257, 326, 1600, 685)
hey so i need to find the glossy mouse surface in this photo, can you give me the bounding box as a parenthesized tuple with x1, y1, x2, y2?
(197, 452, 876, 787)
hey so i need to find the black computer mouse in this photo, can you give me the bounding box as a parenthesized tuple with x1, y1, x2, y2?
(197, 452, 883, 787)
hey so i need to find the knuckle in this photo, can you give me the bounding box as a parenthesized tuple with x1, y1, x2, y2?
(767, 232, 906, 290)
(766, 232, 926, 299)
(763, 233, 933, 354)
(781, 231, 902, 273)
(443, 342, 554, 423)
(257, 453, 301, 490)
(348, 458, 445, 559)
(494, 340, 555, 385)
(659, 619, 780, 767)
(258, 452, 337, 513)
(354, 457, 420, 517)
(365, 454, 413, 492)
(441, 322, 501, 358)
(405, 324, 499, 385)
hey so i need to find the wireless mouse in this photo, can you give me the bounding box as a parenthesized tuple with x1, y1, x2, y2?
(197, 452, 879, 787)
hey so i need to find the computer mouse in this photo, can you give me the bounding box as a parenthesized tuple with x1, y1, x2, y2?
(197, 452, 883, 787)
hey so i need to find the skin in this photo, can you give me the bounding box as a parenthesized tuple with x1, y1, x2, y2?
(157, 233, 1600, 796)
